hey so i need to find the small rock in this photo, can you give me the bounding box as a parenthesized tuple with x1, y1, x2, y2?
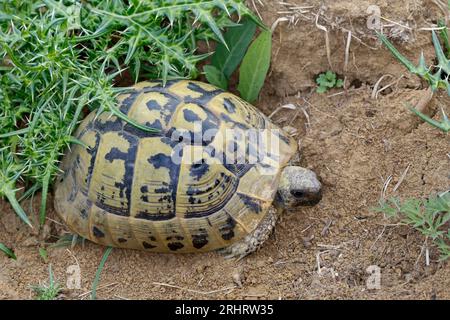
(302, 234, 314, 248)
(404, 273, 413, 283)
(232, 269, 244, 288)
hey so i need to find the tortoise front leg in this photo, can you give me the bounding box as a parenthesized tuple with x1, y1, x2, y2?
(219, 206, 278, 260)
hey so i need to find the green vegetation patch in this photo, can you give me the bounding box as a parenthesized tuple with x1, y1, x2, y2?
(0, 0, 261, 227)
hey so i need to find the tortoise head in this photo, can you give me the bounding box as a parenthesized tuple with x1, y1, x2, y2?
(275, 166, 322, 209)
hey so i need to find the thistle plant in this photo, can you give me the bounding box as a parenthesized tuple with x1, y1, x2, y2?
(378, 30, 450, 133)
(377, 21, 450, 262)
(374, 192, 450, 261)
(0, 0, 261, 227)
(31, 265, 62, 300)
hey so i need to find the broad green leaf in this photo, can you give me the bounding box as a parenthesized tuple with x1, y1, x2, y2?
(316, 74, 334, 87)
(238, 30, 272, 103)
(0, 243, 16, 260)
(325, 71, 336, 80)
(211, 18, 257, 78)
(316, 86, 328, 94)
(204, 65, 228, 90)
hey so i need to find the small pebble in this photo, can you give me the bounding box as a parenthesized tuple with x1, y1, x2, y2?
(302, 234, 314, 248)
(232, 267, 245, 287)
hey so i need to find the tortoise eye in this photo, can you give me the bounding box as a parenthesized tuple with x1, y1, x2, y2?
(290, 190, 305, 198)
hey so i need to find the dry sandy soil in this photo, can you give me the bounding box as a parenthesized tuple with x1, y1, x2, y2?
(1, 0, 449, 300)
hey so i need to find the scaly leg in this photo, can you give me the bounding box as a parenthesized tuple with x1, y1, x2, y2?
(219, 206, 278, 260)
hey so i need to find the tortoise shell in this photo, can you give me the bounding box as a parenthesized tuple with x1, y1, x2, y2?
(54, 80, 297, 253)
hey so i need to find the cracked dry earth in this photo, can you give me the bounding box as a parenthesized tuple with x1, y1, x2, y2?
(1, 0, 449, 299)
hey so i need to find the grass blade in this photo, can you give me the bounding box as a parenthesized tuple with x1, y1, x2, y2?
(0, 243, 16, 260)
(5, 190, 33, 228)
(0, 127, 30, 139)
(237, 30, 272, 103)
(68, 136, 89, 148)
(39, 171, 51, 226)
(108, 107, 160, 134)
(18, 183, 40, 202)
(91, 246, 113, 300)
(48, 234, 84, 249)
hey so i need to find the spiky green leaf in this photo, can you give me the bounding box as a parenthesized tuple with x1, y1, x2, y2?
(409, 105, 450, 133)
(377, 32, 418, 73)
(432, 30, 450, 75)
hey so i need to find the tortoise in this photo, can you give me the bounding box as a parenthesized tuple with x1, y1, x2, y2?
(54, 80, 322, 259)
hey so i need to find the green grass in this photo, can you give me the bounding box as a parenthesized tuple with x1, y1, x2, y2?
(0, 0, 261, 227)
(48, 233, 85, 249)
(91, 246, 113, 300)
(0, 242, 16, 259)
(374, 192, 450, 261)
(31, 264, 62, 300)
